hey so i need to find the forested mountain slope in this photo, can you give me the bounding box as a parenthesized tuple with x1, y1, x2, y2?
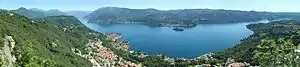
(85, 7, 300, 27)
(11, 7, 67, 19)
(0, 10, 104, 67)
(214, 20, 300, 66)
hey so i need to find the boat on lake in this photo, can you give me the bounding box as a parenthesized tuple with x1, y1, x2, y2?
(173, 27, 184, 31)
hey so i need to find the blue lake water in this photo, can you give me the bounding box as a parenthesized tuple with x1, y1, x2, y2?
(80, 20, 269, 58)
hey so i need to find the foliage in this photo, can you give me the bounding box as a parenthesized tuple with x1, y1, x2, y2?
(85, 7, 300, 27)
(0, 11, 95, 67)
(214, 20, 300, 66)
(253, 38, 300, 66)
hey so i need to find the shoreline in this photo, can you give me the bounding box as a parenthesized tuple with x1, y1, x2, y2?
(108, 33, 252, 67)
(106, 33, 215, 59)
(77, 19, 264, 66)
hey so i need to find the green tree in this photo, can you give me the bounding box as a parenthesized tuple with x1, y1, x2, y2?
(253, 38, 300, 66)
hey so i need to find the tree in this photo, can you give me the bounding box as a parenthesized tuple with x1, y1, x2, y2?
(253, 38, 300, 66)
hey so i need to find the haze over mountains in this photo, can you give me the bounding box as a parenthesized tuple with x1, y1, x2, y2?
(11, 7, 67, 18)
(67, 11, 92, 18)
(8, 7, 300, 28)
(8, 7, 300, 24)
(9, 7, 92, 19)
(84, 7, 300, 27)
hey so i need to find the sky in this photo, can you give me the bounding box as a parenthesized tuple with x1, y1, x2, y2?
(0, 0, 299, 12)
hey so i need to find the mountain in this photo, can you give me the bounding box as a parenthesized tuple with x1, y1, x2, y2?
(11, 7, 67, 18)
(0, 9, 164, 67)
(213, 20, 300, 66)
(29, 8, 45, 12)
(0, 9, 166, 67)
(44, 9, 67, 16)
(2, 8, 300, 66)
(11, 7, 46, 18)
(85, 7, 300, 27)
(0, 9, 6, 11)
(0, 10, 103, 66)
(67, 11, 92, 18)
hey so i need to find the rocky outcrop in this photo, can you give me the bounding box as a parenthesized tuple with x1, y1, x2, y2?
(50, 42, 58, 48)
(296, 45, 300, 52)
(1, 35, 16, 67)
(197, 53, 215, 62)
(227, 62, 249, 67)
(225, 58, 250, 67)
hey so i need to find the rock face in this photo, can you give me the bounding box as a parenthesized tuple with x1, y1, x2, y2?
(197, 53, 216, 63)
(225, 58, 250, 67)
(227, 62, 249, 67)
(1, 35, 16, 67)
(297, 45, 300, 52)
(50, 42, 58, 48)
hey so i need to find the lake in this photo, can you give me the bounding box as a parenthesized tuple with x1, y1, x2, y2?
(80, 20, 269, 58)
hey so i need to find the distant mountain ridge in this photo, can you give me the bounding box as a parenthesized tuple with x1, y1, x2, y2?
(11, 7, 68, 18)
(67, 11, 92, 18)
(85, 7, 300, 27)
(10, 7, 94, 19)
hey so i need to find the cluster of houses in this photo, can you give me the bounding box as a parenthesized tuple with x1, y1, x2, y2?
(73, 33, 142, 67)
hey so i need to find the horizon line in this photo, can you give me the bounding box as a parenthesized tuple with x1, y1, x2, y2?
(2, 6, 300, 13)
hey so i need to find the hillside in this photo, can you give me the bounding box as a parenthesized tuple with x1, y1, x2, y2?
(11, 7, 67, 19)
(0, 9, 179, 67)
(67, 11, 92, 18)
(85, 7, 300, 27)
(0, 9, 171, 67)
(213, 20, 300, 66)
(0, 10, 104, 67)
(1, 8, 300, 67)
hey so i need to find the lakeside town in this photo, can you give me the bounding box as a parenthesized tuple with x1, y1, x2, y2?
(70, 32, 254, 67)
(72, 33, 142, 67)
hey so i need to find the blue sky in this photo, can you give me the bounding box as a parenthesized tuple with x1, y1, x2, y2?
(0, 0, 299, 12)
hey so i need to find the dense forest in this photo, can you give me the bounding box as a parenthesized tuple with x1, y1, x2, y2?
(0, 10, 102, 66)
(85, 7, 300, 27)
(0, 10, 183, 67)
(213, 20, 300, 66)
